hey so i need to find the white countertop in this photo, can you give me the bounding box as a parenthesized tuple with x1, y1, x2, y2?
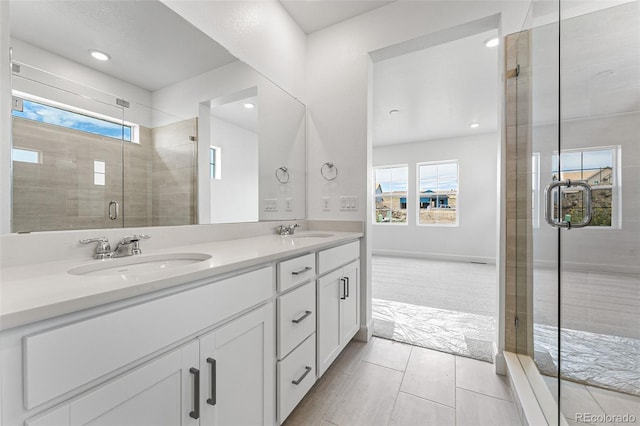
(0, 231, 362, 331)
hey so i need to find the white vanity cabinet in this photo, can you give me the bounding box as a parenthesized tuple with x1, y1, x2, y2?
(276, 256, 317, 424)
(8, 267, 275, 426)
(26, 340, 201, 426)
(198, 303, 274, 426)
(26, 304, 274, 426)
(317, 242, 360, 376)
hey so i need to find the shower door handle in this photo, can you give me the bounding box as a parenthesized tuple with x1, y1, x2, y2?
(544, 179, 592, 229)
(108, 200, 119, 220)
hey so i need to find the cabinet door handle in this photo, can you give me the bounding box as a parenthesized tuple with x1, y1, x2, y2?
(345, 276, 350, 298)
(292, 310, 312, 324)
(292, 366, 312, 385)
(206, 357, 216, 406)
(340, 278, 346, 300)
(189, 367, 200, 419)
(291, 266, 312, 275)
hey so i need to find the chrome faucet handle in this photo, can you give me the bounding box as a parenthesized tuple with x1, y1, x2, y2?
(131, 234, 150, 255)
(287, 224, 300, 234)
(79, 237, 112, 259)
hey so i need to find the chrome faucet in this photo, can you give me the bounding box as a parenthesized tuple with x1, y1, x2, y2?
(80, 234, 151, 259)
(276, 224, 300, 235)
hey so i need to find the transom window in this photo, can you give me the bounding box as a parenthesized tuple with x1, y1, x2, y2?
(12, 98, 134, 142)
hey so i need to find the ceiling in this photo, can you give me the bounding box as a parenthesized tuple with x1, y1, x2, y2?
(373, 29, 499, 146)
(211, 97, 259, 134)
(279, 0, 395, 34)
(9, 1, 238, 92)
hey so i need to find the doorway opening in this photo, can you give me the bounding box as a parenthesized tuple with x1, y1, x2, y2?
(369, 19, 501, 362)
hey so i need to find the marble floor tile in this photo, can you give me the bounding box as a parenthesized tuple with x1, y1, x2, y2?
(588, 385, 640, 423)
(325, 362, 403, 426)
(456, 389, 520, 426)
(332, 338, 374, 376)
(456, 356, 512, 401)
(389, 392, 455, 426)
(362, 337, 412, 372)
(400, 346, 456, 407)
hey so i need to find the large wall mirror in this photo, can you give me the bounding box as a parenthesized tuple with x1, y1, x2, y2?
(7, 0, 306, 233)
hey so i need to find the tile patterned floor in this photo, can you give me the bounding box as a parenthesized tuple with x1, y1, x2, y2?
(283, 337, 520, 426)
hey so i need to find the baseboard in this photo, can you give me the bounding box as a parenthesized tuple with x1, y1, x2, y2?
(493, 343, 507, 375)
(372, 249, 496, 265)
(534, 259, 639, 274)
(355, 318, 374, 342)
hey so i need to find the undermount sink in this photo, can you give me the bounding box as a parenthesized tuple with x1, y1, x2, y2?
(68, 253, 212, 277)
(291, 233, 335, 239)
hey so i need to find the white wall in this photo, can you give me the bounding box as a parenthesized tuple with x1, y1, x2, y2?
(306, 1, 530, 222)
(161, 0, 306, 102)
(210, 117, 259, 223)
(373, 133, 498, 263)
(10, 39, 153, 127)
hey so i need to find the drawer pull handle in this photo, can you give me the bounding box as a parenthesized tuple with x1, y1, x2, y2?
(292, 266, 312, 275)
(292, 366, 312, 385)
(345, 276, 350, 298)
(292, 310, 312, 324)
(340, 278, 347, 300)
(189, 367, 200, 419)
(206, 357, 216, 406)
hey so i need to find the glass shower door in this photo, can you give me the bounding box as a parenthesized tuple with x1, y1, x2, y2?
(557, 0, 640, 422)
(11, 63, 126, 231)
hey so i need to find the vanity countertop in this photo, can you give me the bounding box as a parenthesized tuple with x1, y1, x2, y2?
(0, 231, 362, 331)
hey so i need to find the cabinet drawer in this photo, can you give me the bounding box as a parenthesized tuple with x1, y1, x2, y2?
(277, 253, 316, 292)
(23, 267, 273, 409)
(277, 334, 316, 424)
(318, 241, 359, 274)
(277, 282, 315, 358)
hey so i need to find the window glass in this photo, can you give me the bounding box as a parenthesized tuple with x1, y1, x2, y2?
(418, 161, 458, 225)
(12, 99, 132, 141)
(374, 165, 408, 224)
(551, 147, 616, 227)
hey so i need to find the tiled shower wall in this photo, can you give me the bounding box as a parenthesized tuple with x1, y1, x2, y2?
(504, 30, 534, 355)
(151, 118, 198, 226)
(11, 117, 196, 232)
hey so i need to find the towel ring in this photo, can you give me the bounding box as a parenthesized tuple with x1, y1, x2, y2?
(321, 162, 338, 181)
(275, 166, 290, 184)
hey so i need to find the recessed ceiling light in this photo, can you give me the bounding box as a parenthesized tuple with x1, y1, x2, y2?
(89, 49, 110, 61)
(485, 37, 500, 48)
(470, 123, 480, 129)
(243, 102, 255, 109)
(389, 109, 399, 115)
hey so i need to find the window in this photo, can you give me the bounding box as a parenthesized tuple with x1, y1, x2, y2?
(551, 146, 618, 227)
(374, 165, 408, 224)
(94, 160, 106, 186)
(12, 98, 134, 142)
(417, 161, 458, 226)
(12, 147, 40, 164)
(210, 146, 221, 179)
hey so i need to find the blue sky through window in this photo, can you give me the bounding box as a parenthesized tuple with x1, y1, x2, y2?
(375, 166, 408, 192)
(419, 162, 458, 192)
(12, 99, 131, 141)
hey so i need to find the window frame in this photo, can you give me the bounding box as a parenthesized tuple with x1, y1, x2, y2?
(415, 159, 459, 227)
(372, 164, 409, 226)
(550, 145, 621, 229)
(11, 93, 139, 143)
